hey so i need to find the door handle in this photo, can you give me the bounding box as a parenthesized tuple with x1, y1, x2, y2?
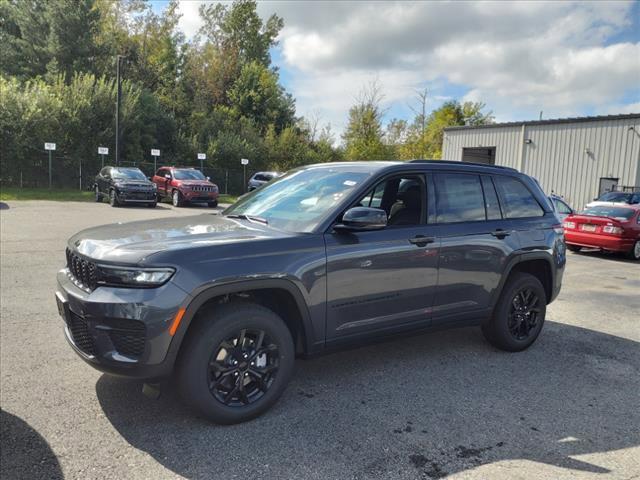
(408, 235, 435, 246)
(490, 229, 511, 239)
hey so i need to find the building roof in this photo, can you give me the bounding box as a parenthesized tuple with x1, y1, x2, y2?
(444, 113, 640, 131)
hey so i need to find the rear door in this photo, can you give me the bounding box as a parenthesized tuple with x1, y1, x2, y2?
(324, 173, 440, 342)
(431, 172, 519, 324)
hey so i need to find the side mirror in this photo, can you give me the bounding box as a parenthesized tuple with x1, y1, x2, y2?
(206, 176, 211, 181)
(334, 207, 387, 232)
(164, 174, 171, 180)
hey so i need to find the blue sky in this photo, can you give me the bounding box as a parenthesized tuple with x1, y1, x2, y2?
(154, 1, 640, 137)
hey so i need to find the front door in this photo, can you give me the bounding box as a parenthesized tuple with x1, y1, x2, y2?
(324, 174, 439, 342)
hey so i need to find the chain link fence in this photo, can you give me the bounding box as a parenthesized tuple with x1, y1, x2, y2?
(1, 154, 254, 196)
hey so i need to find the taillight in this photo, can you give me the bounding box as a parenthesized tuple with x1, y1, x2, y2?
(563, 221, 575, 230)
(602, 225, 624, 235)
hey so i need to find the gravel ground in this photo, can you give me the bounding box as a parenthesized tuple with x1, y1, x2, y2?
(1, 200, 639, 480)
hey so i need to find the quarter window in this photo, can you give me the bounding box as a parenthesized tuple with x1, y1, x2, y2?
(494, 176, 544, 218)
(435, 173, 486, 223)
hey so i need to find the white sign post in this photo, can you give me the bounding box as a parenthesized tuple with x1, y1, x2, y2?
(241, 158, 249, 192)
(45, 143, 56, 189)
(98, 146, 108, 168)
(151, 149, 160, 172)
(197, 153, 206, 171)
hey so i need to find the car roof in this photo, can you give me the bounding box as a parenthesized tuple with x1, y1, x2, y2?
(298, 160, 520, 176)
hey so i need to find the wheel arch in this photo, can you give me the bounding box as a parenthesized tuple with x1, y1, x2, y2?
(171, 279, 314, 360)
(493, 253, 555, 307)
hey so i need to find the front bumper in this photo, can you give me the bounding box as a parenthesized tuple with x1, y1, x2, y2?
(182, 190, 219, 202)
(115, 189, 157, 203)
(565, 231, 633, 252)
(56, 268, 190, 379)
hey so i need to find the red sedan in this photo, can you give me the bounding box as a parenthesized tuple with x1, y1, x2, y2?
(564, 204, 640, 260)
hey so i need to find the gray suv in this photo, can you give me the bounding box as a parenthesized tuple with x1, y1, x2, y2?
(56, 161, 566, 424)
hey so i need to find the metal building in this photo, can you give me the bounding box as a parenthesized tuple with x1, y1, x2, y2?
(442, 113, 640, 209)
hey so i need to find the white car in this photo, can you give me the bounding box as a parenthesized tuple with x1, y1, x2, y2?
(585, 191, 640, 210)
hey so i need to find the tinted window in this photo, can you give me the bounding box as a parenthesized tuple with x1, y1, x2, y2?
(493, 176, 544, 218)
(435, 173, 486, 223)
(356, 175, 424, 226)
(582, 206, 635, 220)
(553, 198, 572, 214)
(481, 176, 502, 220)
(173, 169, 206, 180)
(254, 174, 269, 182)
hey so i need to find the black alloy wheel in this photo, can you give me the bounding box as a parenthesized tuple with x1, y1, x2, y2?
(208, 328, 279, 407)
(507, 287, 541, 341)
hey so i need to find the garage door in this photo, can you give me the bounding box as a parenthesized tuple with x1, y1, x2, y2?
(462, 147, 496, 165)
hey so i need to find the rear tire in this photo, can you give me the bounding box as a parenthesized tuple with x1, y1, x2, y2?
(176, 302, 294, 424)
(628, 240, 640, 261)
(567, 245, 582, 253)
(482, 272, 546, 352)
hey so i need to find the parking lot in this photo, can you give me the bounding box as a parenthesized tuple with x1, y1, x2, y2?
(1, 200, 639, 480)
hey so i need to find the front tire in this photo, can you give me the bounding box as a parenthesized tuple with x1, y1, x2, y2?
(94, 185, 103, 202)
(172, 190, 184, 207)
(482, 272, 546, 352)
(208, 200, 218, 208)
(567, 245, 582, 253)
(176, 303, 294, 424)
(109, 189, 120, 207)
(147, 201, 157, 208)
(628, 240, 640, 261)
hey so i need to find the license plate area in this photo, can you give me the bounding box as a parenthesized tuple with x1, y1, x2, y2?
(581, 224, 597, 232)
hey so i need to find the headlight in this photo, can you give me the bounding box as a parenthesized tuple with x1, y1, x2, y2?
(96, 265, 175, 287)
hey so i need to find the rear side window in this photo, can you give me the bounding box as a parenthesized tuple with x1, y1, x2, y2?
(435, 173, 486, 223)
(493, 176, 544, 218)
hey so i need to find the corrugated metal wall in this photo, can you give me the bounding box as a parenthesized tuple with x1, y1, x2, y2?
(442, 117, 640, 209)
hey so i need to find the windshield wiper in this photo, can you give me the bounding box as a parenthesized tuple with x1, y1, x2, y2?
(225, 214, 269, 225)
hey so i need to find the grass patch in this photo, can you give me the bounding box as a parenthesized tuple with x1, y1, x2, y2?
(0, 187, 95, 202)
(217, 194, 237, 204)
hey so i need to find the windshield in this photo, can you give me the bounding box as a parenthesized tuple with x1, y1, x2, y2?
(112, 168, 146, 180)
(174, 169, 206, 180)
(224, 168, 370, 232)
(597, 192, 631, 202)
(582, 206, 635, 221)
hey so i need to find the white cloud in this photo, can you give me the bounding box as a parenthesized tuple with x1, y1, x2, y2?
(176, 1, 640, 137)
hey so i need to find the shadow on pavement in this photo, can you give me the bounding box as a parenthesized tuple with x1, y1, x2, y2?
(96, 321, 639, 479)
(570, 249, 637, 265)
(0, 410, 63, 480)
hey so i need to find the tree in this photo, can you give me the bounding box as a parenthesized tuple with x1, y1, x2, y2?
(342, 81, 390, 160)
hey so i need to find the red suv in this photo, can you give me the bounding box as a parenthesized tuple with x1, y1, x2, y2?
(153, 167, 219, 207)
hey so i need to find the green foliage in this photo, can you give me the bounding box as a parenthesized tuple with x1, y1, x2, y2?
(342, 83, 391, 161)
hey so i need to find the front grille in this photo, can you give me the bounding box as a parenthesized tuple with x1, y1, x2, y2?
(108, 321, 146, 358)
(67, 312, 96, 356)
(66, 248, 98, 290)
(191, 185, 215, 192)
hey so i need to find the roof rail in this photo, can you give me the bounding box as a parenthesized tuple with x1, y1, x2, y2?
(408, 159, 519, 172)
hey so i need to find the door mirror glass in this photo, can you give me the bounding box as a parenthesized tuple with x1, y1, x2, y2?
(335, 207, 387, 231)
(206, 176, 211, 181)
(164, 174, 171, 180)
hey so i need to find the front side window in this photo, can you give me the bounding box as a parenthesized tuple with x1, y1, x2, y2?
(435, 173, 486, 223)
(224, 168, 369, 232)
(355, 175, 425, 226)
(173, 169, 206, 180)
(493, 176, 544, 218)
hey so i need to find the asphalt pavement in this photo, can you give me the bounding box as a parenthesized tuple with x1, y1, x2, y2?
(1, 200, 639, 479)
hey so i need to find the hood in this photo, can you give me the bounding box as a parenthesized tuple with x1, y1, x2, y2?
(114, 179, 154, 188)
(69, 214, 286, 263)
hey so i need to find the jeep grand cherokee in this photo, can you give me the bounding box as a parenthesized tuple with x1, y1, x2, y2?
(56, 160, 565, 424)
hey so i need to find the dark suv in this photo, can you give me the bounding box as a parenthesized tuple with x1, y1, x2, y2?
(56, 161, 565, 424)
(94, 166, 157, 207)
